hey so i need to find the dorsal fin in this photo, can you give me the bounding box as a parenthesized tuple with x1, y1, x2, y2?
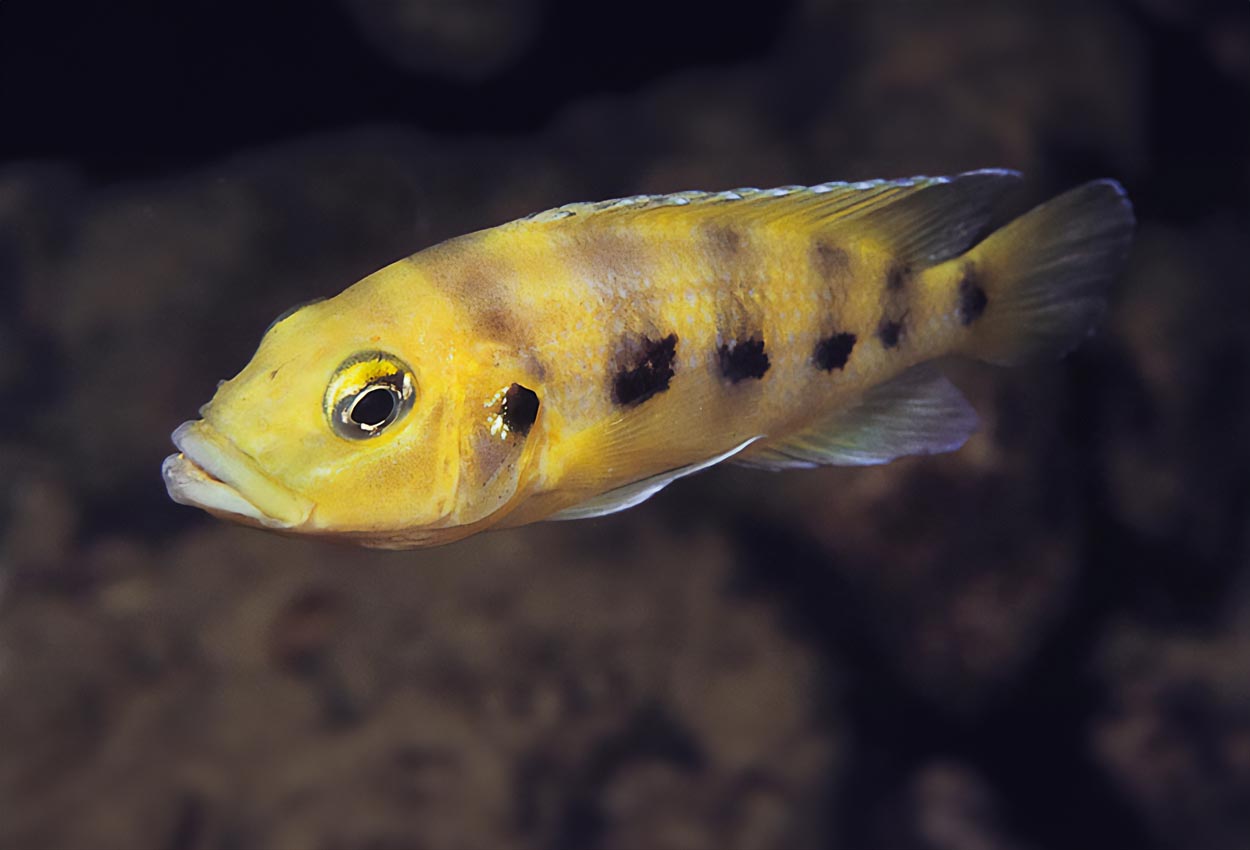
(512, 170, 1020, 262)
(517, 177, 943, 225)
(845, 169, 1023, 265)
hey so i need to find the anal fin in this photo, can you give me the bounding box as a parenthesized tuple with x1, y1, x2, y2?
(735, 365, 979, 470)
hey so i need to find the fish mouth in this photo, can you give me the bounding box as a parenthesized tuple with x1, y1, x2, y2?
(162, 421, 314, 529)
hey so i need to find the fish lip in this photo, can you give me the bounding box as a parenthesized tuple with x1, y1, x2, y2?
(162, 420, 314, 529)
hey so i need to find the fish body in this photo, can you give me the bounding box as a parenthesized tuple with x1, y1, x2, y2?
(163, 170, 1134, 547)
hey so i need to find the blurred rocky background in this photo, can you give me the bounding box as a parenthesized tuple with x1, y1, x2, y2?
(2, 0, 1248, 848)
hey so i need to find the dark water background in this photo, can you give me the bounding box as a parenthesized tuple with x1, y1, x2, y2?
(3, 1, 1249, 848)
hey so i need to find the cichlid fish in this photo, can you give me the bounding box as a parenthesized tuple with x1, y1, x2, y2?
(163, 170, 1134, 548)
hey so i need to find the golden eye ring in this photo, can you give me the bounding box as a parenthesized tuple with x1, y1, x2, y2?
(325, 352, 416, 440)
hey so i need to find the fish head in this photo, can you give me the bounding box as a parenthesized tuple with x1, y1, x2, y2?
(163, 262, 539, 547)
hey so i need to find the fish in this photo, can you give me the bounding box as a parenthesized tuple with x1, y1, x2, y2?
(162, 169, 1134, 548)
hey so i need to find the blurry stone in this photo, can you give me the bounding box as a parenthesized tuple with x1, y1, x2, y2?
(268, 586, 344, 675)
(0, 601, 120, 795)
(0, 165, 82, 464)
(715, 361, 1085, 712)
(599, 762, 714, 850)
(5, 133, 455, 518)
(0, 520, 842, 849)
(1104, 218, 1250, 573)
(913, 764, 1017, 850)
(552, 68, 803, 195)
(1, 457, 78, 572)
(903, 762, 1024, 850)
(806, 1, 1146, 177)
(1209, 15, 1250, 83)
(337, 0, 541, 81)
(1135, 0, 1250, 83)
(0, 163, 83, 292)
(598, 759, 815, 850)
(1093, 623, 1250, 850)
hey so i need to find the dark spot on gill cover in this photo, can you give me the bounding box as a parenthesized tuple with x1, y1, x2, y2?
(813, 332, 856, 371)
(502, 383, 540, 435)
(877, 318, 904, 349)
(717, 337, 770, 383)
(612, 333, 678, 406)
(812, 239, 850, 279)
(958, 263, 989, 325)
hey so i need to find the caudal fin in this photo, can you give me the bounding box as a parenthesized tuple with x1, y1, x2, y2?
(962, 180, 1134, 366)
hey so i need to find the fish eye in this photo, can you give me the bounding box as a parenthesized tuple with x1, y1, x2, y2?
(349, 386, 397, 428)
(325, 352, 416, 440)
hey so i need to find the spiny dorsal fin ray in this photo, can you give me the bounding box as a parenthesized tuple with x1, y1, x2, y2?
(519, 175, 949, 226)
(846, 169, 1023, 266)
(515, 169, 1022, 268)
(734, 364, 980, 469)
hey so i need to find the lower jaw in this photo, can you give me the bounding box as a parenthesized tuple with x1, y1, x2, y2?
(164, 421, 314, 528)
(161, 451, 292, 528)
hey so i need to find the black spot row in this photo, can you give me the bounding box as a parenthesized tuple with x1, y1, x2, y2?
(813, 332, 856, 371)
(812, 239, 849, 279)
(877, 318, 904, 349)
(613, 334, 678, 406)
(608, 303, 938, 410)
(958, 264, 989, 325)
(886, 262, 911, 292)
(718, 337, 770, 383)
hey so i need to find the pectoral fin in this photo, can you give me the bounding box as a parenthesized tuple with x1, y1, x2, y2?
(550, 437, 758, 520)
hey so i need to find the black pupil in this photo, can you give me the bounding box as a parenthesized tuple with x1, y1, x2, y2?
(351, 387, 396, 428)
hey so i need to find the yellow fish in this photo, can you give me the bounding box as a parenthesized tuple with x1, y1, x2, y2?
(163, 170, 1133, 548)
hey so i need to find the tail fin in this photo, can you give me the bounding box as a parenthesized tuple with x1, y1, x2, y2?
(962, 180, 1134, 366)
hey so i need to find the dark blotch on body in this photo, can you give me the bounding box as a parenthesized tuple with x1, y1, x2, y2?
(813, 332, 856, 371)
(580, 230, 649, 281)
(958, 264, 989, 325)
(706, 226, 743, 258)
(877, 318, 904, 349)
(886, 262, 911, 292)
(477, 307, 516, 341)
(442, 268, 523, 344)
(502, 383, 540, 436)
(812, 240, 849, 279)
(717, 337, 770, 383)
(613, 334, 678, 407)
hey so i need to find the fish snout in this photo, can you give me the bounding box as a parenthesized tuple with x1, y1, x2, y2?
(162, 421, 313, 529)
